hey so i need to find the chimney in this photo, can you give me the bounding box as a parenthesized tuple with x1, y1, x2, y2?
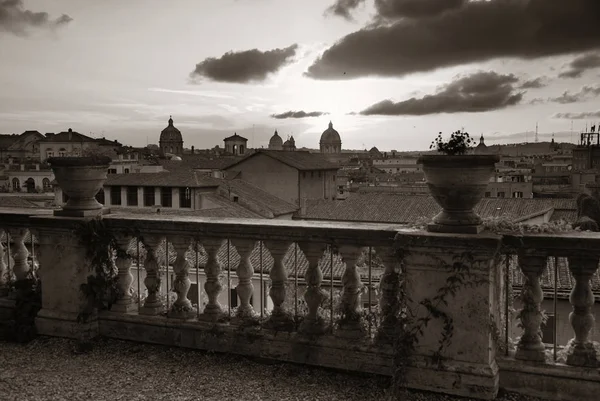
(191, 146, 195, 154)
(68, 128, 73, 141)
(299, 197, 307, 216)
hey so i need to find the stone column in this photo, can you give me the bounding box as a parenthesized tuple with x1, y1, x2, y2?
(8, 228, 30, 282)
(375, 246, 401, 345)
(34, 221, 98, 339)
(111, 232, 136, 313)
(565, 255, 599, 367)
(264, 240, 294, 329)
(515, 253, 547, 362)
(200, 238, 225, 321)
(169, 235, 194, 319)
(336, 245, 366, 339)
(140, 235, 164, 315)
(298, 241, 327, 335)
(230, 239, 257, 320)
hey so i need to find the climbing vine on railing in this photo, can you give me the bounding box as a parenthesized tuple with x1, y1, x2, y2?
(390, 246, 495, 396)
(74, 217, 127, 324)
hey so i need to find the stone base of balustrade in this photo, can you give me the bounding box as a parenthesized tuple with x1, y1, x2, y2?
(0, 297, 16, 321)
(139, 304, 165, 316)
(111, 301, 138, 314)
(335, 320, 366, 340)
(167, 306, 197, 320)
(498, 355, 600, 401)
(97, 312, 501, 399)
(35, 309, 98, 340)
(427, 223, 484, 234)
(564, 339, 599, 368)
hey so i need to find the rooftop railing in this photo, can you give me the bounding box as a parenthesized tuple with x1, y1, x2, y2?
(1, 210, 600, 400)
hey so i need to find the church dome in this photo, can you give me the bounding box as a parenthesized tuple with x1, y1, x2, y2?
(268, 130, 283, 150)
(320, 121, 341, 144)
(160, 116, 182, 143)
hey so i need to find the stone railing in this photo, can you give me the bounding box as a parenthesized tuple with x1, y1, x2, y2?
(1, 210, 600, 400)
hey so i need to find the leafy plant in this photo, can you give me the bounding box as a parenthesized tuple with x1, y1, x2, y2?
(1, 267, 41, 343)
(429, 130, 474, 156)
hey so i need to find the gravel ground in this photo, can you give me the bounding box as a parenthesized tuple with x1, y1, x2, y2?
(0, 337, 551, 401)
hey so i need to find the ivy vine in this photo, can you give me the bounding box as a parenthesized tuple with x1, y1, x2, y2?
(390, 246, 494, 396)
(74, 217, 130, 324)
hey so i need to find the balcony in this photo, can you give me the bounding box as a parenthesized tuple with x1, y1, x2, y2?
(1, 209, 600, 400)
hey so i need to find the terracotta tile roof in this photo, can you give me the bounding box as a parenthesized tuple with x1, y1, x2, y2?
(218, 179, 298, 217)
(0, 134, 19, 149)
(300, 194, 577, 224)
(0, 197, 42, 209)
(160, 155, 241, 171)
(109, 194, 262, 219)
(104, 171, 221, 188)
(225, 150, 339, 171)
(38, 131, 96, 143)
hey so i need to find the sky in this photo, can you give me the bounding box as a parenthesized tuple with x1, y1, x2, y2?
(1, 0, 600, 151)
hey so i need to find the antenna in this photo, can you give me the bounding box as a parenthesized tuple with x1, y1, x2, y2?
(252, 124, 255, 149)
(535, 122, 539, 143)
(571, 120, 574, 143)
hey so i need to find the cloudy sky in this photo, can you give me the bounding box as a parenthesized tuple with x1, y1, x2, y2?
(1, 0, 600, 151)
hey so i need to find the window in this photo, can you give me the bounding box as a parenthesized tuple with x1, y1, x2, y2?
(144, 187, 155, 207)
(124, 168, 130, 174)
(42, 178, 51, 191)
(72, 148, 80, 157)
(108, 168, 117, 174)
(126, 186, 138, 206)
(46, 150, 54, 159)
(233, 196, 239, 203)
(161, 187, 172, 207)
(512, 191, 523, 198)
(11, 178, 20, 191)
(110, 186, 122, 205)
(497, 192, 505, 198)
(484, 191, 491, 198)
(58, 148, 67, 157)
(179, 187, 191, 208)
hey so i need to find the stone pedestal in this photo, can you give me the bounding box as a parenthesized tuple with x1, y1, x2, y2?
(32, 217, 100, 339)
(396, 232, 502, 400)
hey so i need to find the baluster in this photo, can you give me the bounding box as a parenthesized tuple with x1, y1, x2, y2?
(566, 255, 599, 367)
(264, 240, 294, 329)
(140, 235, 164, 315)
(375, 246, 402, 345)
(298, 241, 327, 335)
(231, 239, 257, 320)
(337, 245, 366, 338)
(200, 238, 225, 321)
(0, 229, 7, 296)
(9, 228, 30, 282)
(112, 233, 136, 313)
(515, 253, 547, 362)
(169, 235, 194, 319)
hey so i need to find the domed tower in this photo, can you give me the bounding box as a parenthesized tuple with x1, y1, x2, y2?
(159, 116, 184, 156)
(474, 134, 488, 155)
(320, 121, 341, 154)
(283, 135, 296, 151)
(268, 130, 283, 150)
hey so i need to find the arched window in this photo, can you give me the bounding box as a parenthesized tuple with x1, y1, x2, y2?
(12, 178, 20, 191)
(58, 148, 67, 157)
(46, 148, 54, 159)
(42, 178, 51, 191)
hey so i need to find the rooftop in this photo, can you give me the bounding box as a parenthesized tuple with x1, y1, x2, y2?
(104, 171, 221, 188)
(225, 150, 339, 171)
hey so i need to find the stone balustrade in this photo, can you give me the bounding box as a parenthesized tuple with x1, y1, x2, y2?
(1, 210, 600, 400)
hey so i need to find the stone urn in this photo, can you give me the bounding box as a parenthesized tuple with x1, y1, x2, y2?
(418, 154, 500, 234)
(48, 156, 112, 217)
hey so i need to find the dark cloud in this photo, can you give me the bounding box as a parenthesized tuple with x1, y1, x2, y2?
(549, 85, 600, 104)
(325, 0, 366, 21)
(0, 0, 72, 36)
(554, 111, 600, 120)
(558, 52, 600, 79)
(519, 77, 547, 89)
(190, 44, 298, 84)
(326, 0, 465, 21)
(307, 0, 600, 80)
(359, 71, 523, 116)
(271, 111, 328, 119)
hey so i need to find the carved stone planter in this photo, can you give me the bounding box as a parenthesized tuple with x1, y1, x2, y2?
(48, 156, 112, 217)
(418, 154, 499, 234)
